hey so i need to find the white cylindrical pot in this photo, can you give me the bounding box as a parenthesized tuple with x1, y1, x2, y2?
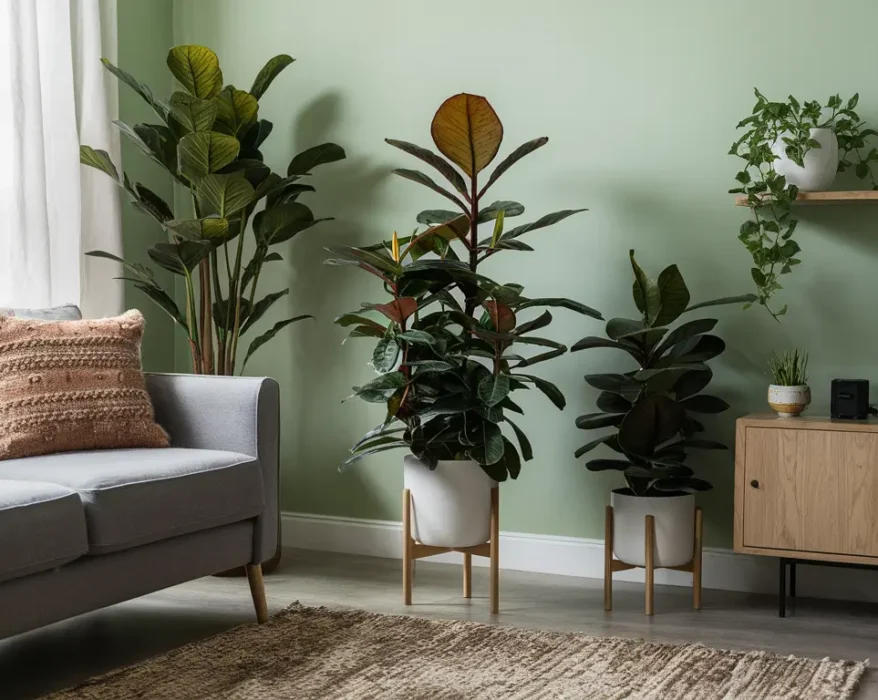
(771, 127, 838, 191)
(611, 490, 695, 567)
(404, 456, 497, 548)
(768, 384, 811, 417)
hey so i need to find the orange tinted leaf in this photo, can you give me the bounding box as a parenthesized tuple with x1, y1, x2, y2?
(484, 301, 516, 332)
(373, 297, 418, 324)
(431, 94, 503, 177)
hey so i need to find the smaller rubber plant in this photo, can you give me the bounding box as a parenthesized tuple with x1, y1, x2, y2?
(729, 89, 878, 320)
(768, 349, 809, 387)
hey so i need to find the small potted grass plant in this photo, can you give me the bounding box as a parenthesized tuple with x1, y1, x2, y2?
(767, 349, 810, 417)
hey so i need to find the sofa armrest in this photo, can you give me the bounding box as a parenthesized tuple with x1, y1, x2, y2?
(144, 373, 280, 563)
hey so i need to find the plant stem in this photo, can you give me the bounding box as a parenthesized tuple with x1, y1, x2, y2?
(464, 172, 479, 319)
(183, 268, 203, 374)
(227, 215, 250, 372)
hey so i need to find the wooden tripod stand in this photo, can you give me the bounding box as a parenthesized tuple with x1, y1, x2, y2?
(604, 504, 703, 616)
(402, 486, 500, 614)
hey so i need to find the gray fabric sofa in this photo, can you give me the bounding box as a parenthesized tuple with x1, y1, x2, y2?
(0, 373, 279, 640)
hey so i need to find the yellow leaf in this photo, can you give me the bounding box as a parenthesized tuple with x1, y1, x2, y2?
(392, 231, 400, 262)
(490, 210, 505, 248)
(430, 94, 503, 178)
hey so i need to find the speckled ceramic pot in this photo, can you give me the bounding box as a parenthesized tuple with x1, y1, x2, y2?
(768, 384, 811, 417)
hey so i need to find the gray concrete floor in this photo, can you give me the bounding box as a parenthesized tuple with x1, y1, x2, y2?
(1, 548, 876, 698)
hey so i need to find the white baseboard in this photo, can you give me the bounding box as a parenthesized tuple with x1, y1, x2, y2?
(282, 511, 878, 604)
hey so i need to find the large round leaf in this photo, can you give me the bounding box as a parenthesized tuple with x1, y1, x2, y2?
(618, 395, 685, 457)
(212, 87, 258, 137)
(196, 173, 254, 219)
(178, 131, 240, 180)
(169, 92, 217, 133)
(253, 202, 317, 245)
(653, 264, 691, 327)
(167, 45, 222, 99)
(430, 93, 503, 177)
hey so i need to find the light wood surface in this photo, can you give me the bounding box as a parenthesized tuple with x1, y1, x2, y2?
(244, 564, 268, 624)
(645, 515, 655, 616)
(402, 486, 499, 612)
(734, 190, 878, 206)
(736, 415, 878, 565)
(490, 487, 499, 615)
(693, 507, 703, 611)
(604, 505, 613, 611)
(402, 488, 412, 605)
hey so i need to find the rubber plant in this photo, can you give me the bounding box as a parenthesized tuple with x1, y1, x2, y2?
(571, 250, 755, 496)
(328, 93, 602, 480)
(730, 89, 877, 320)
(80, 45, 345, 374)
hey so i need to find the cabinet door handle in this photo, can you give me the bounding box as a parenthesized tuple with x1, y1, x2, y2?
(750, 479, 760, 489)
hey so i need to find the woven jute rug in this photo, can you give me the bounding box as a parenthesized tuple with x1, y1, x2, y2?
(47, 603, 866, 699)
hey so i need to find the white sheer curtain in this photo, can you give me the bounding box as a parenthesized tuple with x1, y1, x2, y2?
(0, 0, 122, 317)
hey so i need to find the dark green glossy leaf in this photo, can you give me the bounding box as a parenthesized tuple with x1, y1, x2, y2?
(101, 58, 169, 121)
(250, 54, 295, 100)
(391, 168, 467, 210)
(653, 264, 690, 327)
(576, 413, 624, 430)
(478, 374, 510, 407)
(575, 434, 615, 459)
(477, 200, 524, 223)
(240, 289, 289, 334)
(586, 459, 631, 472)
(513, 373, 565, 409)
(371, 335, 400, 372)
(385, 139, 467, 195)
(618, 395, 685, 457)
(504, 417, 533, 461)
(502, 209, 587, 240)
(480, 137, 548, 194)
(596, 391, 632, 414)
(684, 294, 757, 313)
(241, 315, 312, 370)
(287, 143, 346, 176)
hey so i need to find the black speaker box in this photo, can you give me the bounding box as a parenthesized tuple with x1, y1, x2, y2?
(831, 379, 869, 420)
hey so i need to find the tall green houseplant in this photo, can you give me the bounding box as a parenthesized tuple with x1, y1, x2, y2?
(329, 93, 601, 480)
(81, 45, 345, 374)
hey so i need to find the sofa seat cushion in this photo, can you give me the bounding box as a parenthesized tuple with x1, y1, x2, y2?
(0, 480, 88, 583)
(0, 448, 264, 555)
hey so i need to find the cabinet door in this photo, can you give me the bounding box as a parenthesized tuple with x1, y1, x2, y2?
(743, 427, 878, 557)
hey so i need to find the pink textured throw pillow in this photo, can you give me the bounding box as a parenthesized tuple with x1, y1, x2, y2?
(0, 309, 169, 459)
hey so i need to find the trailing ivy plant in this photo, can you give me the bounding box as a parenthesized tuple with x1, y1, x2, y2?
(80, 45, 345, 374)
(729, 89, 878, 320)
(328, 93, 602, 481)
(571, 251, 754, 497)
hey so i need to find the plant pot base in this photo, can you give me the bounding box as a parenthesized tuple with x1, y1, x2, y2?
(603, 504, 703, 616)
(402, 486, 500, 614)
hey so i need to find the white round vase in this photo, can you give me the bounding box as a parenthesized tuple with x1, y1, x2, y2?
(768, 384, 811, 417)
(611, 490, 695, 568)
(403, 456, 497, 548)
(771, 127, 838, 191)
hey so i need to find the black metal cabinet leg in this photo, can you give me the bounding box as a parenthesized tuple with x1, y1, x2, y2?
(789, 562, 796, 599)
(778, 558, 786, 618)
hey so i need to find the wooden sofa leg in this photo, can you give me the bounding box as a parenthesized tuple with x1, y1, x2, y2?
(246, 563, 269, 624)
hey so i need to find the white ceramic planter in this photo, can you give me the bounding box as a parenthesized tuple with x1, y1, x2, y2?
(768, 384, 811, 417)
(772, 127, 838, 191)
(611, 490, 695, 567)
(403, 456, 497, 548)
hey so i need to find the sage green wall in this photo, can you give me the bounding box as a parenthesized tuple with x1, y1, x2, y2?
(171, 0, 878, 547)
(117, 0, 176, 372)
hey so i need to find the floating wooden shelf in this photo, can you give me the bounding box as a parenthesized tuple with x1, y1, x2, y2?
(735, 191, 878, 206)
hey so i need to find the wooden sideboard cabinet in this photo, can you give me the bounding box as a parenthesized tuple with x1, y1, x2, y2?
(734, 414, 878, 615)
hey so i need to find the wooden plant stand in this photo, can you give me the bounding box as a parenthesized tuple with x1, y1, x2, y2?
(604, 505, 703, 616)
(402, 486, 499, 614)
